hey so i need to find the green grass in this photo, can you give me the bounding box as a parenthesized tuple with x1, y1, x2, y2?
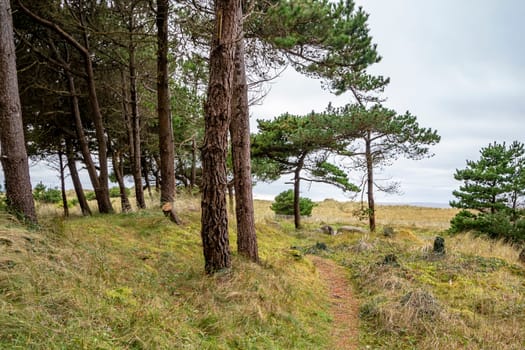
(1, 198, 525, 349)
(0, 205, 331, 349)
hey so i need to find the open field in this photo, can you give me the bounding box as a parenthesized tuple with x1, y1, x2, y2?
(1, 196, 524, 349)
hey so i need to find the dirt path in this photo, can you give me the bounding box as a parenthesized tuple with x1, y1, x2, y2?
(309, 255, 359, 350)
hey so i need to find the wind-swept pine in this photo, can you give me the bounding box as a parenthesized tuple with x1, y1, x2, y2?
(252, 112, 359, 229)
(334, 103, 440, 231)
(450, 141, 525, 241)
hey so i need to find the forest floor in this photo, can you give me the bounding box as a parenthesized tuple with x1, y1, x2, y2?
(309, 255, 359, 350)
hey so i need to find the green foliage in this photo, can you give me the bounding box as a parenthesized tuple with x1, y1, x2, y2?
(270, 190, 317, 216)
(33, 182, 62, 204)
(258, 0, 387, 97)
(252, 112, 356, 191)
(109, 186, 130, 198)
(311, 161, 360, 192)
(450, 141, 525, 242)
(85, 191, 96, 201)
(333, 103, 441, 164)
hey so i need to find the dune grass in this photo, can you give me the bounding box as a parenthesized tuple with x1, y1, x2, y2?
(296, 222, 525, 349)
(1, 195, 524, 349)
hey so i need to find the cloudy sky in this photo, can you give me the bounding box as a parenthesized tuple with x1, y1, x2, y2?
(1, 1, 523, 206)
(251, 0, 525, 204)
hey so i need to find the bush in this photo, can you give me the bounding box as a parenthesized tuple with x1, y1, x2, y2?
(33, 183, 62, 204)
(449, 210, 478, 233)
(270, 190, 317, 216)
(450, 209, 525, 243)
(85, 191, 96, 201)
(109, 186, 130, 198)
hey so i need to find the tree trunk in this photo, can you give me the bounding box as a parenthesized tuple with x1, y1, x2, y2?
(294, 168, 302, 230)
(200, 0, 240, 274)
(293, 155, 306, 229)
(79, 17, 113, 214)
(0, 0, 37, 223)
(17, 2, 113, 213)
(365, 132, 376, 232)
(128, 35, 145, 209)
(157, 0, 181, 224)
(112, 148, 132, 213)
(227, 180, 234, 213)
(65, 138, 91, 216)
(58, 149, 69, 217)
(65, 71, 104, 209)
(120, 68, 144, 211)
(230, 11, 258, 262)
(190, 135, 197, 191)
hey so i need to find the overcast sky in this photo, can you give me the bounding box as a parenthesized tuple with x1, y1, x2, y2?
(251, 0, 525, 204)
(1, 1, 523, 206)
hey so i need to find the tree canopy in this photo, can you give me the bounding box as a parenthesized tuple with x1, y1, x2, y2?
(252, 111, 359, 228)
(450, 141, 525, 242)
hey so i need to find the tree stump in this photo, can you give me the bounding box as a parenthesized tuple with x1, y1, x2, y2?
(433, 236, 446, 255)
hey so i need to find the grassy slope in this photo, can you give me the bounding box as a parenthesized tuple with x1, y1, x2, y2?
(1, 198, 524, 349)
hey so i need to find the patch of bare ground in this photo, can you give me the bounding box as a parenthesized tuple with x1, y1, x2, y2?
(310, 255, 359, 350)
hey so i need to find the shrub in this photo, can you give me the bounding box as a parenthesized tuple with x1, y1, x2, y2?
(85, 191, 96, 201)
(450, 210, 525, 243)
(109, 186, 130, 198)
(270, 190, 317, 216)
(33, 183, 62, 204)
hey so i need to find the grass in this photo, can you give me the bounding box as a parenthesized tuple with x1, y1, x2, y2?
(1, 195, 525, 349)
(1, 197, 331, 349)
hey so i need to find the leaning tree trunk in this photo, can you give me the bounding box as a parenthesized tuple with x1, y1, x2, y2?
(65, 71, 103, 209)
(365, 132, 376, 232)
(58, 149, 69, 217)
(65, 138, 91, 216)
(229, 11, 258, 262)
(200, 0, 240, 274)
(128, 33, 145, 209)
(0, 0, 37, 223)
(156, 0, 181, 224)
(111, 148, 132, 213)
(79, 18, 113, 214)
(17, 1, 113, 213)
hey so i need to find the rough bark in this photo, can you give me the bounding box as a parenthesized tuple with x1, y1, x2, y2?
(201, 0, 240, 274)
(365, 132, 376, 232)
(65, 138, 91, 216)
(157, 0, 181, 224)
(0, 0, 37, 223)
(230, 11, 258, 262)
